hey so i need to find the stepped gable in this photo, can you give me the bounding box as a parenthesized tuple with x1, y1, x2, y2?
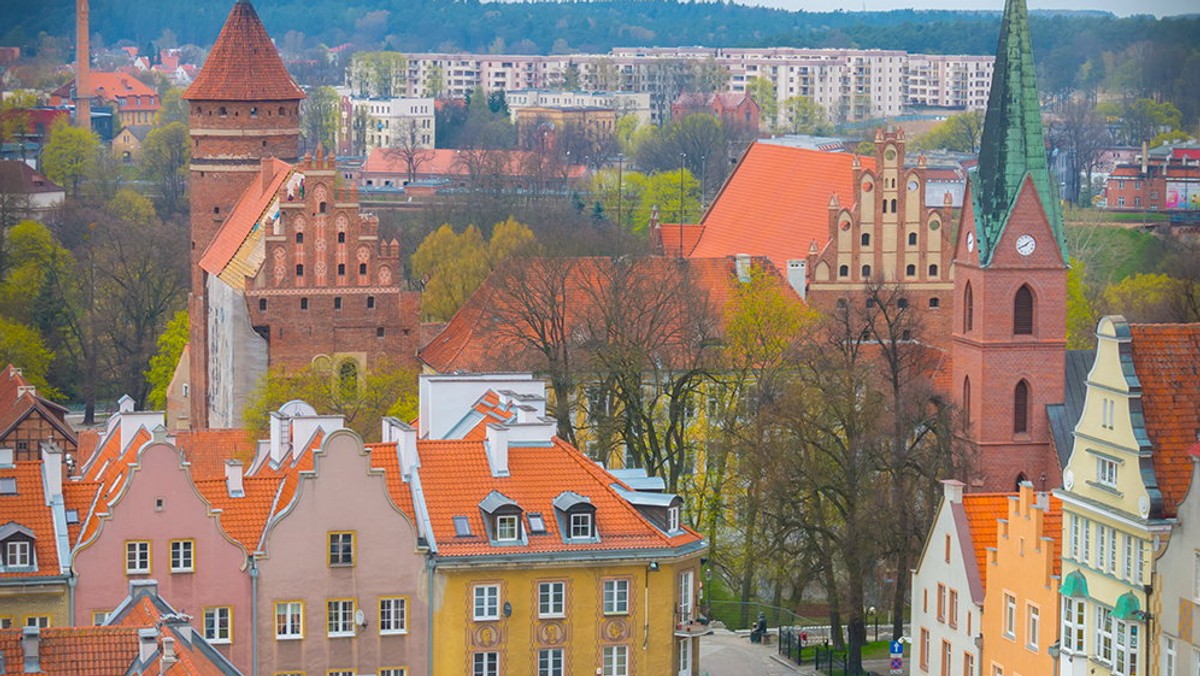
(183, 0, 304, 102)
(971, 0, 1064, 265)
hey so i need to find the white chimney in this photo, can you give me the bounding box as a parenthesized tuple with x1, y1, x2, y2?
(485, 423, 509, 477)
(225, 460, 244, 498)
(138, 627, 159, 663)
(41, 443, 63, 499)
(734, 253, 752, 283)
(786, 259, 807, 300)
(21, 626, 40, 673)
(383, 418, 420, 479)
(16, 385, 36, 399)
(161, 636, 177, 666)
(269, 412, 289, 465)
(942, 479, 965, 503)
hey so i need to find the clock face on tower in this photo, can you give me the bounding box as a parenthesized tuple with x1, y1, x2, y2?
(966, 231, 975, 252)
(1016, 234, 1037, 256)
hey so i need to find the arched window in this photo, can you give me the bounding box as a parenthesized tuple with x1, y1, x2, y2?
(337, 232, 346, 243)
(882, 200, 889, 214)
(861, 265, 872, 278)
(897, 298, 909, 309)
(929, 297, 940, 308)
(964, 282, 974, 332)
(906, 264, 916, 277)
(962, 376, 971, 430)
(295, 232, 303, 244)
(1014, 473, 1028, 491)
(928, 264, 939, 276)
(337, 263, 346, 276)
(219, 106, 227, 117)
(1014, 285, 1034, 335)
(338, 360, 358, 399)
(1014, 380, 1030, 434)
(890, 198, 897, 213)
(861, 233, 871, 246)
(908, 232, 918, 246)
(279, 106, 286, 116)
(838, 265, 849, 277)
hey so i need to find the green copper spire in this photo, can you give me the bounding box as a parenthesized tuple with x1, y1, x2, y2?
(971, 0, 1066, 266)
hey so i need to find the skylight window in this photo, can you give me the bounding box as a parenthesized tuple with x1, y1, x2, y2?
(453, 516, 472, 537)
(0, 478, 15, 495)
(527, 513, 547, 534)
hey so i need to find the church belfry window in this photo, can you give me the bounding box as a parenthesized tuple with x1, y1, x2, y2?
(964, 282, 974, 332)
(1014, 285, 1034, 335)
(1014, 380, 1030, 434)
(962, 377, 972, 430)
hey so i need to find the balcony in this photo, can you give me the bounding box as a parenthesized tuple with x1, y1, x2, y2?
(674, 618, 713, 637)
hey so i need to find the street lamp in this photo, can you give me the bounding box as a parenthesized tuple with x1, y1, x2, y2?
(617, 153, 624, 229)
(869, 606, 878, 643)
(678, 152, 686, 257)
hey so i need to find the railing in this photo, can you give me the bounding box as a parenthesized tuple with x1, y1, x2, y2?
(777, 628, 873, 675)
(704, 600, 811, 632)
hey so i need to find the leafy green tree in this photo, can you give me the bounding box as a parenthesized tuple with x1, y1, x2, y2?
(1101, 272, 1180, 323)
(0, 220, 72, 325)
(351, 52, 408, 98)
(488, 216, 536, 265)
(0, 91, 39, 144)
(914, 111, 984, 153)
(154, 87, 188, 127)
(779, 96, 832, 135)
(107, 188, 159, 227)
(140, 121, 190, 216)
(745, 77, 777, 131)
(1066, 258, 1099, 350)
(144, 310, 188, 409)
(0, 316, 58, 397)
(632, 169, 700, 233)
(412, 219, 537, 321)
(42, 118, 99, 198)
(300, 85, 340, 154)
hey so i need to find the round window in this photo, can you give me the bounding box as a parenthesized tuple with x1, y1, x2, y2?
(862, 182, 873, 192)
(929, 220, 941, 231)
(885, 148, 897, 161)
(908, 180, 919, 192)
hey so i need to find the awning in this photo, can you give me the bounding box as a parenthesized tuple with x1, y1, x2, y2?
(1113, 592, 1141, 621)
(1058, 570, 1089, 598)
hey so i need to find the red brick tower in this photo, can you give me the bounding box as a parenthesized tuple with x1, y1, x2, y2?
(183, 0, 304, 429)
(951, 0, 1067, 492)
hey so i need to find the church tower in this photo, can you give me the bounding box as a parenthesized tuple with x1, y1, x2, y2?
(951, 0, 1067, 492)
(183, 0, 304, 429)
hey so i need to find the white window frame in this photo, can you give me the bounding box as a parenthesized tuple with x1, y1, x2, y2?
(1003, 593, 1016, 639)
(1069, 514, 1080, 560)
(327, 598, 356, 637)
(1098, 456, 1118, 488)
(538, 648, 564, 676)
(474, 584, 500, 621)
(6, 540, 31, 567)
(203, 607, 231, 644)
(668, 505, 680, 532)
(275, 601, 303, 640)
(604, 579, 629, 615)
(603, 645, 629, 676)
(538, 581, 565, 619)
(380, 669, 407, 676)
(1082, 519, 1091, 566)
(496, 515, 519, 542)
(1164, 636, 1176, 676)
(1027, 603, 1040, 651)
(473, 651, 499, 676)
(679, 570, 694, 621)
(1114, 618, 1139, 676)
(1097, 606, 1114, 664)
(569, 512, 592, 538)
(170, 539, 194, 573)
(379, 596, 407, 634)
(1062, 597, 1086, 654)
(126, 541, 150, 574)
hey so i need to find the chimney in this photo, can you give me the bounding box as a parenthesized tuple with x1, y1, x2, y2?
(942, 479, 965, 503)
(161, 636, 177, 667)
(786, 259, 807, 300)
(41, 442, 64, 499)
(1141, 141, 1148, 176)
(485, 423, 509, 478)
(225, 459, 244, 497)
(138, 627, 159, 664)
(22, 626, 40, 673)
(382, 417, 420, 479)
(734, 253, 752, 283)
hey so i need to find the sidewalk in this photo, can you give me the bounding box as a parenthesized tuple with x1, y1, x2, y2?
(699, 629, 906, 676)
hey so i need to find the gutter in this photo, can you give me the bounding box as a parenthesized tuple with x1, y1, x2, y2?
(432, 539, 709, 569)
(426, 554, 436, 676)
(250, 558, 259, 676)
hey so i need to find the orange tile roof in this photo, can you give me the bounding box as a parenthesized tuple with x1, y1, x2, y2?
(62, 479, 101, 546)
(420, 255, 800, 373)
(961, 493, 1012, 590)
(197, 158, 292, 277)
(1045, 496, 1063, 577)
(0, 626, 141, 674)
(655, 223, 703, 257)
(0, 461, 62, 579)
(74, 426, 153, 548)
(1129, 323, 1200, 518)
(363, 147, 587, 180)
(366, 443, 416, 518)
(416, 437, 702, 557)
(174, 429, 259, 481)
(689, 143, 872, 271)
(183, 1, 304, 102)
(193, 475, 283, 553)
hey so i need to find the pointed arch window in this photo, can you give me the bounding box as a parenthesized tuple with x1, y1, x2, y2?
(964, 282, 974, 332)
(1014, 285, 1034, 335)
(1014, 380, 1030, 434)
(962, 376, 971, 431)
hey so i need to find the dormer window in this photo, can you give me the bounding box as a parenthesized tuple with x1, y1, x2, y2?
(668, 505, 680, 532)
(0, 523, 35, 572)
(5, 541, 31, 568)
(569, 512, 593, 539)
(554, 491, 599, 543)
(479, 491, 524, 545)
(496, 515, 519, 541)
(453, 516, 472, 537)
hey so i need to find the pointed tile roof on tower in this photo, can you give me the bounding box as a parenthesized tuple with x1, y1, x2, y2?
(971, 0, 1065, 266)
(183, 0, 304, 102)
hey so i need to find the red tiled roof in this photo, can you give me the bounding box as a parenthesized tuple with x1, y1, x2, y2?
(183, 1, 305, 102)
(420, 255, 801, 373)
(0, 461, 61, 579)
(362, 148, 587, 180)
(0, 161, 64, 195)
(655, 223, 703, 257)
(0, 626, 140, 674)
(689, 143, 872, 271)
(961, 493, 1011, 590)
(197, 159, 292, 277)
(366, 443, 416, 517)
(1129, 323, 1200, 518)
(194, 476, 282, 553)
(62, 479, 102, 547)
(51, 72, 159, 111)
(1045, 496, 1063, 577)
(416, 437, 702, 557)
(174, 429, 259, 481)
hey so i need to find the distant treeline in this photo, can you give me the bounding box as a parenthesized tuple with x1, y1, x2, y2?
(3, 0, 1196, 64)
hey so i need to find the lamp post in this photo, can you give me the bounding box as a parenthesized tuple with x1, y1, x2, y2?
(678, 152, 686, 257)
(869, 606, 878, 643)
(617, 153, 624, 229)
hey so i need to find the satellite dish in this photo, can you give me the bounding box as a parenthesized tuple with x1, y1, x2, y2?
(355, 609, 366, 627)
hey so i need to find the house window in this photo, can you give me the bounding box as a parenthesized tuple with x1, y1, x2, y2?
(909, 232, 918, 245)
(1114, 619, 1139, 675)
(1164, 636, 1176, 676)
(1013, 380, 1030, 434)
(6, 541, 31, 568)
(929, 264, 939, 276)
(839, 265, 849, 277)
(920, 628, 930, 670)
(275, 601, 303, 639)
(948, 589, 958, 628)
(296, 264, 304, 277)
(538, 648, 564, 676)
(473, 652, 499, 676)
(380, 670, 407, 676)
(1082, 518, 1091, 565)
(937, 583, 946, 622)
(941, 641, 951, 676)
(327, 599, 355, 637)
(962, 376, 971, 429)
(1102, 398, 1115, 429)
(569, 513, 592, 538)
(1097, 457, 1118, 488)
(319, 202, 327, 214)
(1097, 606, 1114, 664)
(679, 570, 694, 621)
(906, 263, 917, 276)
(204, 607, 231, 643)
(367, 296, 375, 309)
(963, 652, 974, 676)
(334, 297, 342, 310)
(668, 505, 680, 532)
(379, 597, 407, 634)
(944, 534, 951, 563)
(964, 282, 974, 332)
(602, 645, 629, 676)
(929, 297, 940, 308)
(1133, 538, 1144, 584)
(1027, 604, 1040, 650)
(328, 532, 354, 567)
(862, 264, 872, 278)
(1123, 534, 1134, 581)
(1014, 285, 1034, 334)
(337, 232, 346, 243)
(169, 540, 194, 573)
(496, 515, 519, 541)
(295, 232, 304, 243)
(126, 541, 150, 574)
(1003, 593, 1016, 639)
(359, 263, 367, 275)
(861, 233, 871, 246)
(259, 298, 267, 312)
(539, 582, 565, 618)
(603, 579, 629, 614)
(300, 297, 309, 310)
(1062, 597, 1085, 653)
(474, 585, 500, 620)
(337, 263, 346, 276)
(25, 616, 49, 628)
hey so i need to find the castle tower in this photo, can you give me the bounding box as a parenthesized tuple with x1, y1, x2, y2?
(950, 0, 1067, 492)
(183, 0, 304, 429)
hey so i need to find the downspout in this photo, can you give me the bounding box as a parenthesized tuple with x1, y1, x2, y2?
(68, 572, 76, 624)
(426, 555, 435, 676)
(643, 566, 650, 651)
(250, 558, 259, 676)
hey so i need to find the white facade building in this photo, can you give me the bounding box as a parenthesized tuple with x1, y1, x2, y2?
(505, 89, 652, 126)
(351, 96, 436, 153)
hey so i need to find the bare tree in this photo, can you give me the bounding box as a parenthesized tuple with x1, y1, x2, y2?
(383, 119, 435, 185)
(1050, 98, 1110, 205)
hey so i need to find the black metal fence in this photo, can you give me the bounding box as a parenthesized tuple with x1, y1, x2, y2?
(777, 628, 874, 676)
